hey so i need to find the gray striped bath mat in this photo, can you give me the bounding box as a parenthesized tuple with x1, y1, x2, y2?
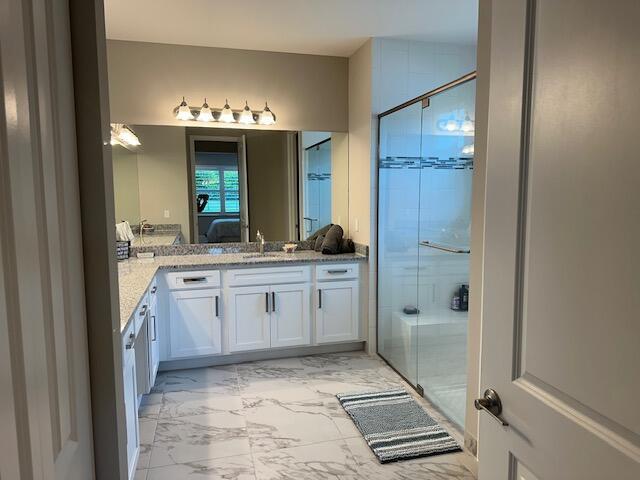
(337, 388, 461, 463)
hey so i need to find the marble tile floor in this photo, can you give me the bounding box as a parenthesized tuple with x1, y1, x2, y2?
(135, 351, 475, 480)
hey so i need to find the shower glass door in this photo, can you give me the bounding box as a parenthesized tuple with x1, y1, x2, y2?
(416, 79, 475, 428)
(377, 75, 475, 429)
(377, 101, 423, 385)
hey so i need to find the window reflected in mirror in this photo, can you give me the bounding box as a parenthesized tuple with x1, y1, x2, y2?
(110, 126, 349, 246)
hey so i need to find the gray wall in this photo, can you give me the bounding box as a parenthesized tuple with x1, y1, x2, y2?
(133, 125, 191, 239)
(107, 40, 349, 132)
(112, 145, 140, 225)
(245, 131, 291, 241)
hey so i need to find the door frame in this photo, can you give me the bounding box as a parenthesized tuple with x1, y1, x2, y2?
(68, 0, 128, 477)
(187, 134, 250, 243)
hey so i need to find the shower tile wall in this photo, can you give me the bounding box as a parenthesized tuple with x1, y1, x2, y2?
(372, 38, 477, 114)
(371, 36, 476, 375)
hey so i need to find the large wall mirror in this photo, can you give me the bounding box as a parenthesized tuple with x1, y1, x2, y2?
(112, 125, 349, 246)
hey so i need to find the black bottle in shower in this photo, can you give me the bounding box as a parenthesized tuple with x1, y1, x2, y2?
(459, 284, 469, 311)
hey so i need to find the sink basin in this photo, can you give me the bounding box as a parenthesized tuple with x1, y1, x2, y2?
(242, 252, 279, 259)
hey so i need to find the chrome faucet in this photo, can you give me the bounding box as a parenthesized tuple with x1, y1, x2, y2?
(256, 230, 265, 254)
(139, 219, 148, 243)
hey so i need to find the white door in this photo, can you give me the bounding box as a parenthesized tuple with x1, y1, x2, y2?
(315, 281, 359, 343)
(169, 288, 222, 358)
(270, 283, 311, 348)
(122, 344, 139, 480)
(227, 285, 271, 352)
(477, 0, 640, 478)
(0, 0, 94, 477)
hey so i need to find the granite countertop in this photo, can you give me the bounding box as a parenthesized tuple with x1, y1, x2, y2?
(130, 233, 180, 247)
(117, 251, 366, 331)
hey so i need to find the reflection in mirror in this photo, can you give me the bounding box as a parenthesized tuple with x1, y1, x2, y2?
(111, 126, 349, 246)
(112, 144, 140, 226)
(191, 137, 246, 243)
(300, 132, 348, 240)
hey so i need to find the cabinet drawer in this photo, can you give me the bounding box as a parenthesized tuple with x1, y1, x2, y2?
(316, 263, 359, 281)
(165, 270, 221, 290)
(224, 265, 311, 287)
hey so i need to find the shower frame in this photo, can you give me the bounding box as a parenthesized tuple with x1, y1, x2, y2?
(375, 71, 477, 414)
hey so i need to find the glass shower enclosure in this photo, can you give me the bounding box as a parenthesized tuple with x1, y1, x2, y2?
(377, 74, 476, 429)
(302, 138, 332, 238)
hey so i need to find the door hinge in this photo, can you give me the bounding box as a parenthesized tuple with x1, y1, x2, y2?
(416, 384, 424, 396)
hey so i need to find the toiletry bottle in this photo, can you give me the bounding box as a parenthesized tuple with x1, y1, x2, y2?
(451, 292, 460, 311)
(460, 284, 469, 311)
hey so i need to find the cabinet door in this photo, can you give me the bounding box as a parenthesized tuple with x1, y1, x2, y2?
(168, 288, 222, 359)
(227, 285, 271, 352)
(316, 281, 359, 343)
(270, 283, 311, 348)
(123, 347, 139, 479)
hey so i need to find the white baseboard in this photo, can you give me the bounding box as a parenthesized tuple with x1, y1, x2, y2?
(159, 341, 365, 371)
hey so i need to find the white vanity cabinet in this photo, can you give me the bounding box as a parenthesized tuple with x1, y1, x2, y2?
(226, 285, 271, 351)
(166, 271, 222, 359)
(226, 282, 311, 352)
(156, 262, 361, 360)
(225, 265, 312, 352)
(122, 320, 139, 480)
(270, 282, 311, 348)
(168, 289, 222, 358)
(315, 264, 360, 343)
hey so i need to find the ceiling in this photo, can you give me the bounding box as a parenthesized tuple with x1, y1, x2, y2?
(104, 0, 478, 57)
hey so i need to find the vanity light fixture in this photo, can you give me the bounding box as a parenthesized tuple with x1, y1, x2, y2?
(218, 99, 236, 123)
(175, 97, 194, 120)
(173, 97, 276, 125)
(238, 101, 256, 124)
(110, 123, 141, 147)
(197, 98, 215, 122)
(258, 102, 276, 126)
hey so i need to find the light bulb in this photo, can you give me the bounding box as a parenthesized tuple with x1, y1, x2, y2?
(118, 126, 141, 146)
(197, 98, 214, 122)
(461, 115, 474, 133)
(238, 101, 256, 124)
(218, 99, 236, 123)
(445, 119, 459, 132)
(258, 102, 276, 125)
(175, 97, 194, 120)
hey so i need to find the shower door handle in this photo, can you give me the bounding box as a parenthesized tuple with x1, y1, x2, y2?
(474, 389, 509, 426)
(420, 240, 470, 254)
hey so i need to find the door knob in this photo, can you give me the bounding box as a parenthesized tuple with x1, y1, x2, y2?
(474, 388, 509, 426)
